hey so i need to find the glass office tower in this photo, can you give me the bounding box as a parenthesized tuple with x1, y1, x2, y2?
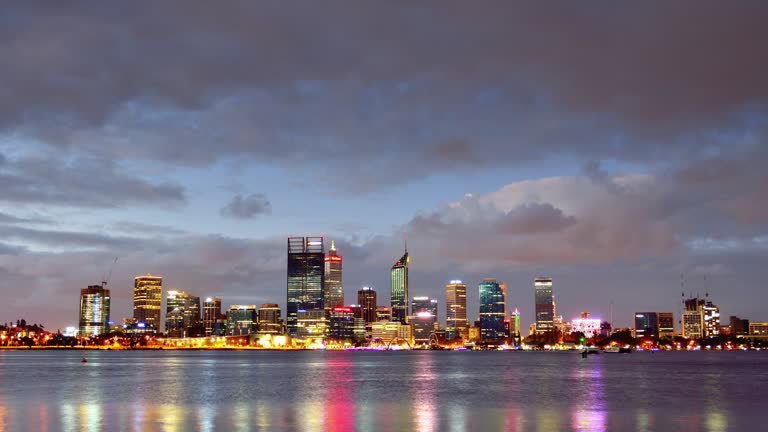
(324, 240, 344, 311)
(390, 248, 409, 324)
(287, 237, 325, 337)
(446, 280, 469, 341)
(479, 279, 506, 342)
(534, 277, 554, 335)
(134, 274, 162, 332)
(79, 285, 111, 336)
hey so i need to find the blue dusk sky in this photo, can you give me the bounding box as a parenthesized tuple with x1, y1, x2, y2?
(1, 2, 767, 331)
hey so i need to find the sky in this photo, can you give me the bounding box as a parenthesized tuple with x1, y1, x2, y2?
(1, 1, 767, 332)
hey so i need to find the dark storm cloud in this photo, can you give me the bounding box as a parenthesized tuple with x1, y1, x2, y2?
(220, 193, 272, 219)
(0, 152, 185, 208)
(0, 1, 766, 187)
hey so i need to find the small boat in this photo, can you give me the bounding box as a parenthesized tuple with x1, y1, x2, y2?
(81, 358, 88, 363)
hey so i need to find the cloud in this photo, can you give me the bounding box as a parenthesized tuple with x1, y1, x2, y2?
(220, 193, 272, 219)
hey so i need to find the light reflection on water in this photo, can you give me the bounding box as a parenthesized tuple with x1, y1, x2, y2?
(0, 350, 765, 431)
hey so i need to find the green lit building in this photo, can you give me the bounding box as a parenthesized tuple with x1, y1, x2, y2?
(390, 248, 409, 324)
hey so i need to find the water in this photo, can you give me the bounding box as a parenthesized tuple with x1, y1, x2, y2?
(0, 350, 765, 431)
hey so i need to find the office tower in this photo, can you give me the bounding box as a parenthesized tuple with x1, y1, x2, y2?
(324, 240, 344, 311)
(203, 297, 222, 336)
(682, 297, 705, 339)
(357, 287, 377, 324)
(329, 307, 355, 342)
(376, 306, 392, 322)
(226, 305, 257, 336)
(634, 312, 659, 338)
(287, 236, 325, 337)
(411, 296, 439, 330)
(534, 277, 554, 335)
(78, 285, 111, 336)
(133, 274, 162, 331)
(658, 312, 674, 338)
(512, 308, 521, 344)
(730, 316, 750, 336)
(165, 291, 201, 338)
(296, 309, 327, 341)
(703, 301, 720, 337)
(390, 247, 409, 324)
(446, 280, 469, 341)
(257, 303, 282, 335)
(479, 279, 506, 342)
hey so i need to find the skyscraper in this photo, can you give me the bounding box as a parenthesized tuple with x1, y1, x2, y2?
(133, 274, 162, 331)
(390, 247, 409, 324)
(324, 240, 344, 311)
(357, 287, 377, 324)
(226, 305, 257, 336)
(634, 312, 659, 338)
(165, 291, 201, 338)
(411, 296, 438, 330)
(682, 297, 705, 339)
(479, 279, 506, 342)
(446, 280, 469, 341)
(703, 300, 720, 338)
(257, 303, 282, 335)
(658, 312, 674, 338)
(534, 277, 554, 335)
(203, 297, 222, 336)
(79, 285, 110, 336)
(287, 236, 325, 337)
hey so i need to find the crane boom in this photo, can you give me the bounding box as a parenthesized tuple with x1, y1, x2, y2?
(102, 257, 118, 288)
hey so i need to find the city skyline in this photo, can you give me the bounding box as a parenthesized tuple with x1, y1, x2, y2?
(1, 2, 767, 333)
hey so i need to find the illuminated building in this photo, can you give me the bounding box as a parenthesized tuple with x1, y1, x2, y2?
(133, 274, 162, 331)
(511, 308, 521, 344)
(479, 279, 505, 342)
(203, 297, 222, 336)
(329, 307, 355, 341)
(534, 277, 554, 335)
(165, 291, 201, 338)
(750, 322, 768, 336)
(730, 316, 750, 336)
(634, 312, 659, 338)
(287, 236, 325, 337)
(703, 301, 720, 337)
(570, 312, 601, 338)
(446, 280, 469, 341)
(390, 247, 409, 324)
(78, 285, 110, 336)
(376, 306, 392, 322)
(226, 305, 257, 336)
(411, 312, 436, 345)
(371, 320, 411, 343)
(658, 312, 674, 338)
(296, 309, 327, 342)
(411, 296, 438, 330)
(257, 303, 282, 335)
(357, 287, 377, 324)
(324, 240, 344, 311)
(682, 297, 705, 339)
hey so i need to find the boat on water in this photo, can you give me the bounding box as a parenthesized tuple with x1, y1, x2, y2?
(604, 345, 632, 353)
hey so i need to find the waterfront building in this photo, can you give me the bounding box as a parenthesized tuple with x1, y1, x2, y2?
(296, 309, 327, 342)
(446, 280, 469, 341)
(411, 296, 438, 330)
(287, 236, 325, 337)
(324, 240, 344, 311)
(371, 320, 411, 344)
(257, 303, 282, 335)
(658, 312, 674, 338)
(634, 312, 659, 338)
(165, 291, 201, 338)
(750, 322, 768, 336)
(133, 274, 162, 331)
(203, 297, 222, 336)
(511, 308, 521, 344)
(411, 312, 436, 345)
(682, 297, 705, 339)
(329, 307, 355, 342)
(479, 279, 506, 342)
(534, 277, 554, 335)
(78, 285, 111, 336)
(357, 287, 377, 324)
(730, 316, 750, 335)
(226, 305, 257, 336)
(390, 247, 409, 324)
(376, 306, 392, 322)
(571, 312, 602, 338)
(703, 301, 720, 337)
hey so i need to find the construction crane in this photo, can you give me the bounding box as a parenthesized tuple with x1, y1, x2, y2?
(102, 257, 118, 288)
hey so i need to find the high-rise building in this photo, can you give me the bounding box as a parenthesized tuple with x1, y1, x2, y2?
(658, 312, 674, 338)
(226, 305, 257, 336)
(376, 306, 392, 322)
(287, 236, 325, 337)
(329, 307, 355, 342)
(324, 240, 344, 311)
(479, 279, 506, 342)
(79, 285, 111, 336)
(390, 248, 409, 324)
(634, 312, 659, 338)
(133, 274, 162, 331)
(257, 303, 282, 335)
(730, 316, 750, 336)
(357, 287, 377, 324)
(411, 296, 438, 330)
(682, 297, 705, 339)
(446, 280, 469, 341)
(203, 297, 222, 336)
(703, 301, 720, 338)
(534, 277, 554, 335)
(512, 308, 521, 344)
(165, 291, 201, 338)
